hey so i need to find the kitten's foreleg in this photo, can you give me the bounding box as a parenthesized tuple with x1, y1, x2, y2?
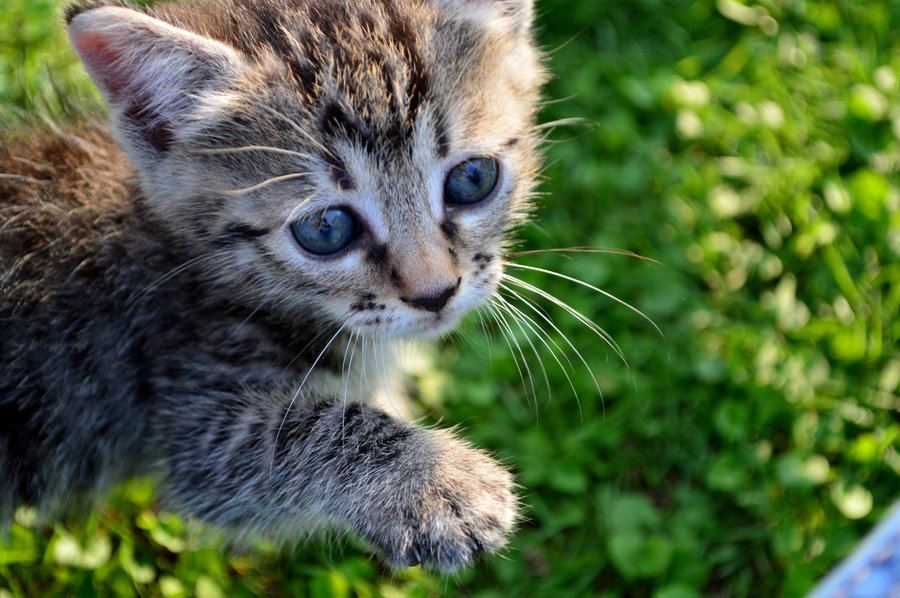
(160, 394, 517, 572)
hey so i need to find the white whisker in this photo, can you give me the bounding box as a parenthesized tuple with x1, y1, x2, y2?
(497, 288, 599, 420)
(359, 335, 370, 392)
(384, 339, 402, 413)
(487, 299, 538, 404)
(377, 338, 402, 417)
(271, 322, 347, 473)
(495, 291, 577, 403)
(483, 302, 526, 394)
(500, 283, 603, 404)
(129, 254, 218, 304)
(255, 103, 333, 156)
(503, 262, 663, 337)
(222, 287, 280, 344)
(340, 329, 356, 383)
(194, 145, 311, 160)
(341, 330, 360, 443)
(501, 272, 628, 365)
(492, 296, 551, 399)
(222, 172, 311, 195)
(476, 310, 495, 360)
(530, 117, 586, 131)
(373, 337, 388, 409)
(283, 318, 344, 373)
(508, 246, 661, 264)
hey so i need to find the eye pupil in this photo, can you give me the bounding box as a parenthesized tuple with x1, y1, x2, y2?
(291, 208, 358, 255)
(444, 157, 498, 205)
(465, 164, 481, 184)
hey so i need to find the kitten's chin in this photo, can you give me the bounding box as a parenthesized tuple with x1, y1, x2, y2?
(405, 315, 463, 340)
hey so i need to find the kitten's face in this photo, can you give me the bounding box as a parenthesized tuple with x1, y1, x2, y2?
(68, 0, 544, 339)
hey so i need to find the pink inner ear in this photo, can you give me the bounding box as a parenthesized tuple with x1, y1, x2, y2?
(71, 30, 133, 99)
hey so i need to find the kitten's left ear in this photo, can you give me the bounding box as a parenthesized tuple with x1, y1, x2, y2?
(67, 5, 245, 159)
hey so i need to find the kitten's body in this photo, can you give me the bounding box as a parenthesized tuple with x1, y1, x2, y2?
(0, 0, 543, 570)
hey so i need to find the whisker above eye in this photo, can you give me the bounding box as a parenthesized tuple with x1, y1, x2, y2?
(221, 172, 312, 195)
(193, 145, 312, 160)
(254, 103, 334, 157)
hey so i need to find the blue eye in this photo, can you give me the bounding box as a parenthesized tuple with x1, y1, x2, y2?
(290, 208, 359, 255)
(444, 157, 499, 205)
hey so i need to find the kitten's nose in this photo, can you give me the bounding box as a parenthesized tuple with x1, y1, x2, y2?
(401, 279, 460, 313)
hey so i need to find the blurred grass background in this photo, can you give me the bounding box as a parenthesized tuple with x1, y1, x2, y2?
(2, 0, 900, 596)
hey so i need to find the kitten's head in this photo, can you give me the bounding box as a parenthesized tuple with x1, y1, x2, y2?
(67, 0, 544, 338)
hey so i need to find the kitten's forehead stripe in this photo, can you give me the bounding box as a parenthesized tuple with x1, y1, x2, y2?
(321, 102, 362, 141)
(236, 0, 432, 153)
(382, 6, 430, 124)
(434, 111, 450, 158)
(257, 12, 320, 97)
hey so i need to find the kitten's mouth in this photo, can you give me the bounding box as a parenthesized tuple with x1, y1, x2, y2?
(398, 312, 461, 339)
(413, 313, 459, 337)
(353, 310, 462, 340)
(347, 284, 494, 340)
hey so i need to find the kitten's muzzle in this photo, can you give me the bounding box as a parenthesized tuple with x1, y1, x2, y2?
(401, 278, 461, 313)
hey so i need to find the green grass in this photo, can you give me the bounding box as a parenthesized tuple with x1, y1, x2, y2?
(2, 0, 900, 596)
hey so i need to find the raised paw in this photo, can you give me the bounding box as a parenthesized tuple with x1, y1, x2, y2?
(364, 431, 518, 572)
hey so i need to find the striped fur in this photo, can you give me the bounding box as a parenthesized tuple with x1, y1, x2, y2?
(1, 0, 544, 571)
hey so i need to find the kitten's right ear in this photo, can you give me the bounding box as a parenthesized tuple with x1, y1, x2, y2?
(67, 5, 244, 157)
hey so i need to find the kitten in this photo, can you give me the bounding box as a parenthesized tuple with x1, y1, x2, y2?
(0, 0, 544, 572)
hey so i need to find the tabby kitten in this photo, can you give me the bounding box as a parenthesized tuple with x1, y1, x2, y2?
(0, 0, 544, 571)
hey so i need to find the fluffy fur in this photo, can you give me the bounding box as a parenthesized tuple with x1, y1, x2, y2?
(0, 0, 545, 571)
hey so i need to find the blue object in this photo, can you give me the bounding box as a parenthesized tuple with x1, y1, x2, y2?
(290, 207, 359, 255)
(807, 503, 900, 598)
(443, 157, 498, 204)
